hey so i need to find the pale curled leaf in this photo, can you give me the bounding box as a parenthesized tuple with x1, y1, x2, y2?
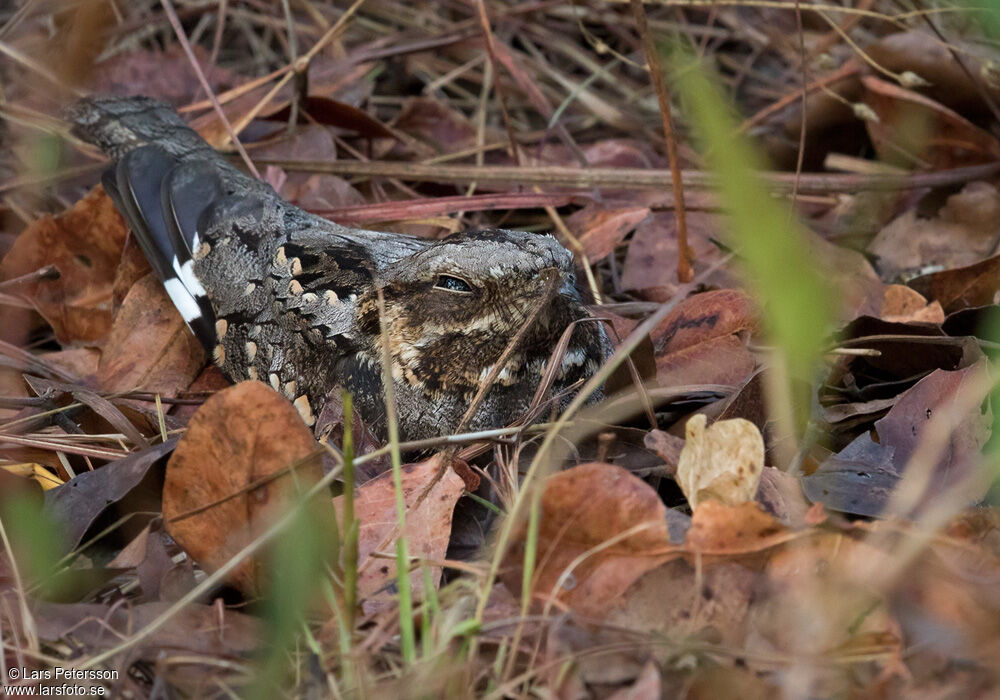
(676, 414, 764, 510)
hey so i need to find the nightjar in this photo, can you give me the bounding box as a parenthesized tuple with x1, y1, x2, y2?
(67, 96, 612, 441)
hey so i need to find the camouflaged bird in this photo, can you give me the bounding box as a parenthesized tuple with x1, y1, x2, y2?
(67, 96, 612, 441)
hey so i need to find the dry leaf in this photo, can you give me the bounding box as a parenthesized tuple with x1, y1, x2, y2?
(500, 462, 672, 619)
(162, 381, 326, 596)
(869, 182, 1000, 278)
(621, 212, 727, 301)
(676, 414, 765, 510)
(862, 76, 1000, 169)
(391, 97, 484, 154)
(866, 31, 1000, 114)
(334, 453, 465, 614)
(655, 333, 756, 387)
(684, 500, 787, 554)
(0, 186, 127, 343)
(94, 273, 205, 396)
(608, 558, 755, 646)
(908, 253, 1000, 312)
(804, 362, 991, 517)
(565, 205, 650, 263)
(88, 44, 240, 106)
(880, 285, 945, 324)
(650, 289, 756, 354)
(40, 348, 101, 380)
(33, 601, 259, 663)
(643, 429, 685, 476)
(44, 440, 177, 553)
(646, 289, 757, 387)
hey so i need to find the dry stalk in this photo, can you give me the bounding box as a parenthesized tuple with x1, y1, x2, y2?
(630, 0, 692, 283)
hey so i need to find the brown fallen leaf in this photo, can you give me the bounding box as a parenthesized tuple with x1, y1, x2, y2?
(607, 558, 755, 647)
(39, 347, 101, 381)
(108, 522, 188, 602)
(565, 205, 650, 263)
(33, 601, 259, 664)
(264, 95, 396, 140)
(826, 316, 981, 404)
(866, 31, 1000, 115)
(895, 513, 1000, 662)
(500, 462, 672, 619)
(643, 429, 685, 476)
(655, 333, 756, 387)
(314, 391, 390, 483)
(908, 253, 1000, 313)
(683, 667, 778, 700)
(111, 234, 153, 312)
(169, 365, 230, 425)
(188, 58, 374, 149)
(869, 182, 1000, 279)
(391, 96, 485, 154)
(333, 453, 466, 614)
(162, 381, 326, 596)
(805, 361, 991, 517)
(755, 466, 810, 528)
(862, 76, 1000, 169)
(44, 439, 177, 553)
(880, 285, 945, 324)
(803, 231, 889, 322)
(684, 501, 787, 555)
(750, 532, 903, 668)
(676, 414, 765, 510)
(646, 289, 758, 386)
(621, 212, 727, 302)
(94, 273, 205, 397)
(249, 125, 366, 211)
(0, 186, 127, 343)
(88, 44, 239, 107)
(650, 289, 757, 354)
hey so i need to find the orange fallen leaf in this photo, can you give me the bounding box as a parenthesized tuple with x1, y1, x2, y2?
(501, 462, 672, 619)
(880, 285, 945, 324)
(0, 186, 127, 343)
(650, 289, 757, 354)
(649, 289, 758, 387)
(163, 381, 326, 596)
(684, 501, 788, 555)
(655, 333, 756, 387)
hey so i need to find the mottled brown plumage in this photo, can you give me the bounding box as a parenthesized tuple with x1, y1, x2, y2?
(67, 96, 612, 441)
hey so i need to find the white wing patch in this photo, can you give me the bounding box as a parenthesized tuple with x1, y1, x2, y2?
(164, 278, 202, 323)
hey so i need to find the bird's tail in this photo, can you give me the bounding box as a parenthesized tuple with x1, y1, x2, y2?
(65, 96, 256, 345)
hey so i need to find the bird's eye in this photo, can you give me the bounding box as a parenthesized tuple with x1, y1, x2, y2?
(433, 274, 473, 293)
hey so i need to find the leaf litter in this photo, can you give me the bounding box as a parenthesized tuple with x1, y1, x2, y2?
(2, 1, 1000, 697)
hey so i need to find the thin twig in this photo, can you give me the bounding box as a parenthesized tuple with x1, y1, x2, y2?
(160, 0, 260, 178)
(631, 0, 692, 283)
(252, 157, 1000, 194)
